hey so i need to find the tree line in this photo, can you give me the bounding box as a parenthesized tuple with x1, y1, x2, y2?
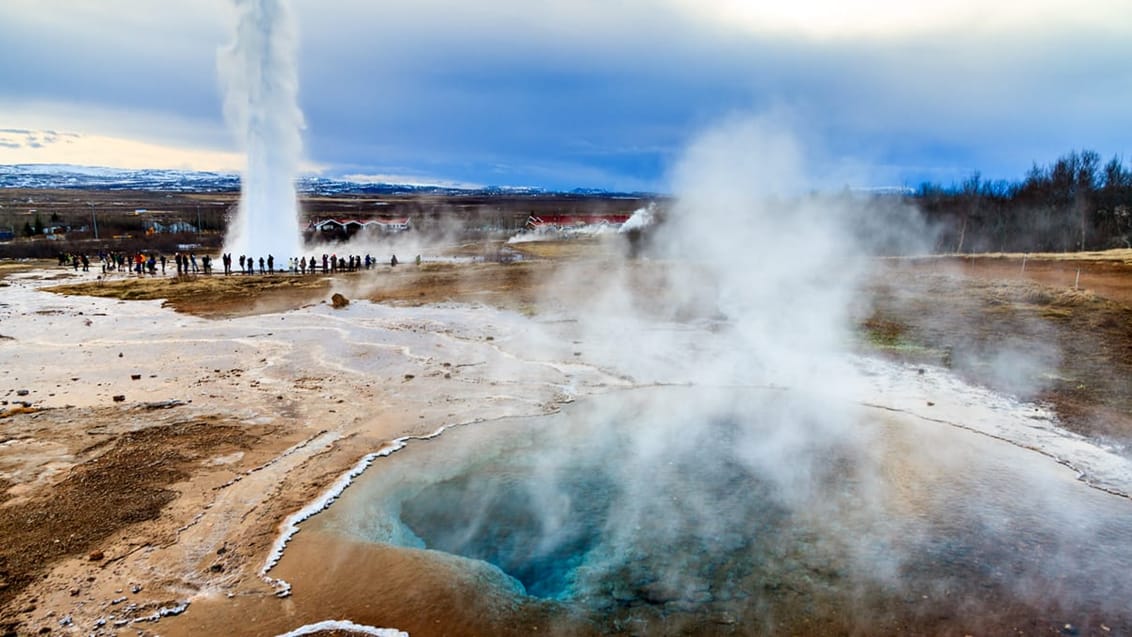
(914, 150, 1132, 253)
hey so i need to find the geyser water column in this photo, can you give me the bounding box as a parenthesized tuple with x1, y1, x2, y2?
(219, 0, 304, 260)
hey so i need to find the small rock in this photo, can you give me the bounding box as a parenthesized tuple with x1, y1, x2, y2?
(16, 389, 28, 397)
(130, 374, 141, 381)
(209, 563, 224, 573)
(87, 551, 104, 562)
(330, 293, 349, 309)
(111, 395, 125, 403)
(403, 374, 415, 381)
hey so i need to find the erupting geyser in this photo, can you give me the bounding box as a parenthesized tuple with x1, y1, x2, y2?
(219, 0, 304, 260)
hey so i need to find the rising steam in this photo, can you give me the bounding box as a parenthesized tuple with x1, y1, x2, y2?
(219, 0, 304, 260)
(282, 111, 1132, 633)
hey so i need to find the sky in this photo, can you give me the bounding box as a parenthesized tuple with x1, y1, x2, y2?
(0, 0, 1129, 192)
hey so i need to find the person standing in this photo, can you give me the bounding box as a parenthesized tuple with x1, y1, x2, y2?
(160, 254, 166, 275)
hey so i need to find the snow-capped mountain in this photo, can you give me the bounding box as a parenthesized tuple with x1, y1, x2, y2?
(0, 164, 647, 197)
(0, 164, 241, 192)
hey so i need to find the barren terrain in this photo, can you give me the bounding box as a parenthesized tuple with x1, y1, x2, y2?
(1, 244, 1131, 636)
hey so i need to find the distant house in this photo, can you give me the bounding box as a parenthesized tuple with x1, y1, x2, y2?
(366, 217, 411, 233)
(310, 219, 361, 239)
(308, 217, 412, 240)
(144, 220, 197, 234)
(167, 221, 197, 233)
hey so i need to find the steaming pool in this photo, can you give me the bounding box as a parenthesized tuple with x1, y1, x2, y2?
(279, 386, 1132, 635)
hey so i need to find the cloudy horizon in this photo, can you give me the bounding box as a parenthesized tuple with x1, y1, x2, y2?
(1, 0, 1129, 191)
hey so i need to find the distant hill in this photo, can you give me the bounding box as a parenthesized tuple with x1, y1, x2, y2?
(0, 164, 652, 198)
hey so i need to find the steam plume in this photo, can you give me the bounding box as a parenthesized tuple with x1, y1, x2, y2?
(219, 0, 304, 260)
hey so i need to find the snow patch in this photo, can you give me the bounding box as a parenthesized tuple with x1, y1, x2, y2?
(259, 420, 479, 596)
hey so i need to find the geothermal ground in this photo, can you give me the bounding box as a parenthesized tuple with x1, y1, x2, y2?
(1, 243, 1132, 636)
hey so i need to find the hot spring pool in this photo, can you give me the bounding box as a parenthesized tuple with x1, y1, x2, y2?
(295, 386, 1132, 635)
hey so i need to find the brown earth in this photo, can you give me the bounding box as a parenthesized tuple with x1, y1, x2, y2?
(862, 255, 1132, 449)
(0, 417, 270, 613)
(37, 248, 1132, 447)
(2, 246, 1132, 635)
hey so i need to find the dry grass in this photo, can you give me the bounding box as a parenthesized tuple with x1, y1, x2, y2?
(0, 259, 52, 282)
(863, 259, 1132, 445)
(47, 273, 332, 318)
(915, 248, 1132, 264)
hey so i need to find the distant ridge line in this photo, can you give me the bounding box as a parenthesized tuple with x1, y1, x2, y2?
(0, 163, 658, 198)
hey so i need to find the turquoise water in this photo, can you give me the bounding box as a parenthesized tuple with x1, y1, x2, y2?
(310, 387, 1132, 633)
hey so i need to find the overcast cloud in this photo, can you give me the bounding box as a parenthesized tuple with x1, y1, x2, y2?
(0, 0, 1129, 190)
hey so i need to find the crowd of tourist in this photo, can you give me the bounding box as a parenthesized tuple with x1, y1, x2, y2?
(57, 250, 415, 277)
